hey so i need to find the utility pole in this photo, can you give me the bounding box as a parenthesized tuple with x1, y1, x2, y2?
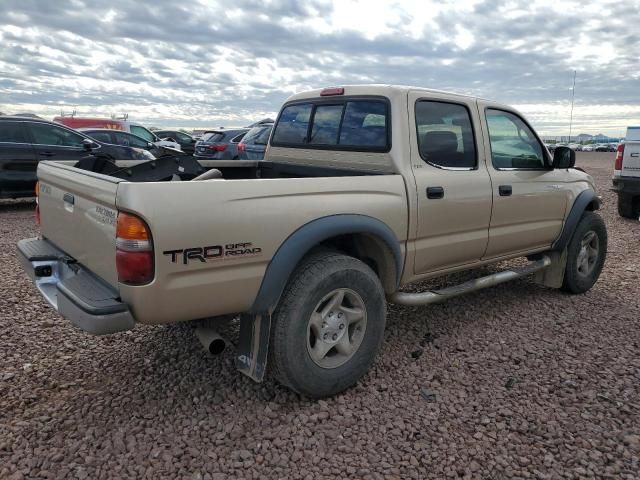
(568, 70, 576, 143)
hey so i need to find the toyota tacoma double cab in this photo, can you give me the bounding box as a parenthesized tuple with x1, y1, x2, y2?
(18, 85, 607, 398)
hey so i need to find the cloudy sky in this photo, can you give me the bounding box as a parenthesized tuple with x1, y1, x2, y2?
(1, 0, 638, 136)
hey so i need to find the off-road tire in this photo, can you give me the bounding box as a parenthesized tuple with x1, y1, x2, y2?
(269, 250, 386, 398)
(562, 211, 607, 294)
(617, 194, 639, 219)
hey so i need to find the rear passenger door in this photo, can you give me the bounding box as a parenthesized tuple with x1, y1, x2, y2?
(477, 102, 571, 258)
(408, 91, 493, 274)
(0, 121, 36, 196)
(29, 122, 89, 163)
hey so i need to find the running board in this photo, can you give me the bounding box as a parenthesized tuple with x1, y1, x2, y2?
(389, 255, 551, 306)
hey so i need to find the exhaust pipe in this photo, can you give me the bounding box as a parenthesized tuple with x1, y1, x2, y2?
(195, 326, 227, 355)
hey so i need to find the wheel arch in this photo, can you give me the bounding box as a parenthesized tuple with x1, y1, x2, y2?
(249, 214, 403, 314)
(552, 189, 600, 251)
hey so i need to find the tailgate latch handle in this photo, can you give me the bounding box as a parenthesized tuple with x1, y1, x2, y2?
(63, 193, 75, 205)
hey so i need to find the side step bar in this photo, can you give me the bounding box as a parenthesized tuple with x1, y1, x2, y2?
(389, 255, 551, 306)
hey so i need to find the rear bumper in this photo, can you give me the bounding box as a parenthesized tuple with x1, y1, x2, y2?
(612, 176, 640, 195)
(17, 237, 135, 335)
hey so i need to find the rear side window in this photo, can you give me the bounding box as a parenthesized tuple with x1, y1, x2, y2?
(230, 132, 246, 143)
(202, 132, 225, 142)
(415, 101, 476, 169)
(0, 122, 28, 143)
(243, 125, 272, 145)
(272, 99, 389, 151)
(86, 131, 113, 143)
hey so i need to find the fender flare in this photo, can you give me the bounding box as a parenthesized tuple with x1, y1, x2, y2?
(552, 189, 600, 251)
(249, 214, 403, 314)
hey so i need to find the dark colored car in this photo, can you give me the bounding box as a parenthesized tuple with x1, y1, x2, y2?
(154, 130, 197, 155)
(237, 123, 273, 160)
(194, 128, 249, 160)
(78, 128, 183, 158)
(0, 117, 154, 199)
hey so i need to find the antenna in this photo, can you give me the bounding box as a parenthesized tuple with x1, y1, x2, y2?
(568, 70, 576, 143)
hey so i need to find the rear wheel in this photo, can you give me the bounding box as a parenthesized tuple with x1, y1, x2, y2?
(562, 212, 607, 294)
(270, 251, 386, 398)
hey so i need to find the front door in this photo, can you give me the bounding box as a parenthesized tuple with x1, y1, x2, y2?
(409, 91, 493, 274)
(477, 103, 572, 258)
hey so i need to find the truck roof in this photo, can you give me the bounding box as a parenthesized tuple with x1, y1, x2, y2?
(284, 84, 490, 104)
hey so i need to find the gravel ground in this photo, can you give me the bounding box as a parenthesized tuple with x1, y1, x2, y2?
(1, 152, 639, 479)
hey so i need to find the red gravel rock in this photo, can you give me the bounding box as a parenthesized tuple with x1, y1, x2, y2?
(1, 154, 639, 479)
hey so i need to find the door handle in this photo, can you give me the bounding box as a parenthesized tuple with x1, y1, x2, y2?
(426, 186, 444, 199)
(40, 151, 56, 157)
(499, 185, 512, 196)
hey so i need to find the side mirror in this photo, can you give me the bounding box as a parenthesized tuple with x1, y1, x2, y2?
(552, 146, 575, 169)
(82, 138, 98, 151)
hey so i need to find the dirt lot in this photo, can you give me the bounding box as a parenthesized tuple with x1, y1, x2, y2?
(1, 152, 638, 479)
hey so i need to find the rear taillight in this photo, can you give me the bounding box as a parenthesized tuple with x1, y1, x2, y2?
(34, 182, 40, 226)
(615, 144, 624, 171)
(208, 144, 226, 152)
(116, 212, 154, 285)
(237, 143, 246, 152)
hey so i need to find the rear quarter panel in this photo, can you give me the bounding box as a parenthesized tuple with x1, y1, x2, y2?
(116, 175, 409, 324)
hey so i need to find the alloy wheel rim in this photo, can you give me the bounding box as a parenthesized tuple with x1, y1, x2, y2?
(306, 288, 367, 369)
(576, 230, 599, 277)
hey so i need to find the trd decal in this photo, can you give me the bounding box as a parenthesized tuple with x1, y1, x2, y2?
(163, 242, 262, 265)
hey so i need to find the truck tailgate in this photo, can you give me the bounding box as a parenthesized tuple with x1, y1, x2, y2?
(37, 162, 122, 288)
(622, 141, 640, 178)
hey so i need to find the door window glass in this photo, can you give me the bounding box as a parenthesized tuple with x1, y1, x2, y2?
(30, 123, 85, 147)
(486, 109, 546, 169)
(85, 131, 113, 143)
(130, 125, 155, 142)
(415, 101, 477, 169)
(0, 122, 28, 143)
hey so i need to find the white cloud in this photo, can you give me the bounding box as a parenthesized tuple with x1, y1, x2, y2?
(0, 0, 638, 135)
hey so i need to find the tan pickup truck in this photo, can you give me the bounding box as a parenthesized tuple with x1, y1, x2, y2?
(18, 85, 607, 398)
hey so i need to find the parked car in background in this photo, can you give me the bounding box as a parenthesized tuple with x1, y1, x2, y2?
(78, 129, 183, 158)
(612, 126, 640, 218)
(567, 143, 583, 151)
(153, 130, 196, 155)
(194, 128, 249, 160)
(0, 117, 154, 199)
(54, 116, 181, 151)
(237, 123, 273, 160)
(582, 144, 596, 152)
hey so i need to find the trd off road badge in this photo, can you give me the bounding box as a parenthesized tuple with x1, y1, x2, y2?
(163, 242, 262, 265)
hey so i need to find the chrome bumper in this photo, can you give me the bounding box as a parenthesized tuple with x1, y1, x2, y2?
(17, 237, 135, 335)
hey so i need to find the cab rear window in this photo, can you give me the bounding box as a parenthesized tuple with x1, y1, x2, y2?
(272, 98, 389, 151)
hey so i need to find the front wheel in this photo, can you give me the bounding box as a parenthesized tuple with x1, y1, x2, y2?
(269, 251, 386, 398)
(562, 212, 607, 294)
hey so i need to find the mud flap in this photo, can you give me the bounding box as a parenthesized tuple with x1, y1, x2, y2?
(533, 249, 567, 288)
(235, 313, 271, 382)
